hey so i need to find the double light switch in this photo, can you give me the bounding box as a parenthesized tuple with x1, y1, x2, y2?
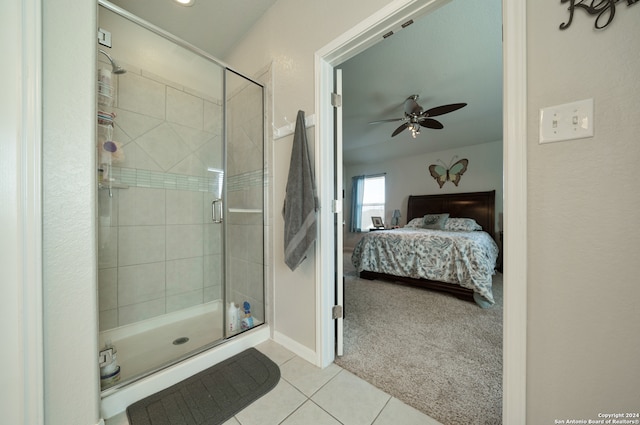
(539, 98, 594, 144)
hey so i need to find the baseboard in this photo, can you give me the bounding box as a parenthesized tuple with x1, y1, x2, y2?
(273, 331, 318, 366)
(96, 419, 105, 425)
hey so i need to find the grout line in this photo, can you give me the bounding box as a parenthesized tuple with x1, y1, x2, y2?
(371, 396, 393, 425)
(307, 399, 346, 425)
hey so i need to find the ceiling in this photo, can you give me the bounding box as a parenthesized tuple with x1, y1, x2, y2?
(106, 0, 503, 165)
(340, 0, 503, 164)
(107, 0, 278, 58)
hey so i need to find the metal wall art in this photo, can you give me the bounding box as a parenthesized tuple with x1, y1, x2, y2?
(428, 157, 468, 189)
(560, 0, 639, 30)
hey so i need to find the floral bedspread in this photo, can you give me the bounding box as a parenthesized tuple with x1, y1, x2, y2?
(351, 228, 499, 305)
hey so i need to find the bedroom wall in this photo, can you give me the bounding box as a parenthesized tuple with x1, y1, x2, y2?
(526, 2, 640, 422)
(343, 140, 502, 249)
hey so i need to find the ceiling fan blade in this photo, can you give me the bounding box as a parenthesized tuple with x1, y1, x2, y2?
(391, 123, 408, 137)
(422, 102, 467, 117)
(418, 118, 444, 129)
(368, 117, 404, 124)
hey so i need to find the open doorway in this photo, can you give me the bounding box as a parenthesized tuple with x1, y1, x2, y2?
(314, 0, 528, 423)
(336, 3, 504, 421)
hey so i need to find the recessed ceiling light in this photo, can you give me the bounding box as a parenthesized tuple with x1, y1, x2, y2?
(173, 0, 195, 6)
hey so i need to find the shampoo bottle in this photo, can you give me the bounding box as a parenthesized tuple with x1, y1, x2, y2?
(228, 302, 239, 334)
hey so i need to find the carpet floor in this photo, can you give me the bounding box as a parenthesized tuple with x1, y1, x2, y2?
(126, 348, 280, 425)
(336, 265, 503, 425)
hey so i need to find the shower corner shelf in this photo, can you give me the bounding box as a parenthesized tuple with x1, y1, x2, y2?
(99, 181, 129, 190)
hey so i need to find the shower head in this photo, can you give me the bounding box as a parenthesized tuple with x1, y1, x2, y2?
(99, 49, 126, 74)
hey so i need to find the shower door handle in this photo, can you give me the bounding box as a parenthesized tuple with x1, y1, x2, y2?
(212, 199, 223, 223)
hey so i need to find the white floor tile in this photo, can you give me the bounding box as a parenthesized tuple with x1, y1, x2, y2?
(280, 356, 342, 397)
(373, 397, 444, 425)
(105, 411, 128, 425)
(104, 340, 442, 425)
(234, 378, 307, 425)
(280, 400, 343, 425)
(312, 369, 391, 425)
(255, 339, 296, 365)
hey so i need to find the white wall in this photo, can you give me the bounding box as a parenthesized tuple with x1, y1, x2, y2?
(42, 0, 101, 424)
(526, 2, 640, 422)
(344, 140, 502, 248)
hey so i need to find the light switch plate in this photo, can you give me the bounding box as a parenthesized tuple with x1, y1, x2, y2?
(539, 98, 594, 144)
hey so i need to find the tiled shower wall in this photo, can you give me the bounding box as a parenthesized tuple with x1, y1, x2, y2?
(98, 60, 264, 331)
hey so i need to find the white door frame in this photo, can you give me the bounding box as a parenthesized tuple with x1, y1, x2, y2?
(1, 0, 45, 423)
(313, 0, 528, 422)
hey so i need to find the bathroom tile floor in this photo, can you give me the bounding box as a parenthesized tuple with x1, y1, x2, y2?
(105, 339, 442, 425)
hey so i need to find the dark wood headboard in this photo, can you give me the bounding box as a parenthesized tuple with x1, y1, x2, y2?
(407, 190, 495, 238)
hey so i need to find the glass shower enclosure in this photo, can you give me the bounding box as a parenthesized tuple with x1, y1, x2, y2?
(96, 1, 265, 392)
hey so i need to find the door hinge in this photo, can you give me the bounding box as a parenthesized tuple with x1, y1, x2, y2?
(331, 92, 342, 107)
(332, 199, 342, 213)
(332, 305, 343, 319)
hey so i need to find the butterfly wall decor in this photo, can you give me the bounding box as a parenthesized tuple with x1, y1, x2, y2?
(428, 157, 469, 188)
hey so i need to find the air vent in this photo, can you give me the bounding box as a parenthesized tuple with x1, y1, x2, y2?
(401, 19, 414, 28)
(382, 31, 394, 39)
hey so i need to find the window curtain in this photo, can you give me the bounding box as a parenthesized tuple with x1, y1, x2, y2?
(349, 175, 365, 232)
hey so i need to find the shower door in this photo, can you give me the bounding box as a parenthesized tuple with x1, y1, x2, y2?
(97, 2, 264, 391)
(223, 69, 265, 337)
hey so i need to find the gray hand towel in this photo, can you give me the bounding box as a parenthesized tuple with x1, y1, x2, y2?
(282, 110, 319, 271)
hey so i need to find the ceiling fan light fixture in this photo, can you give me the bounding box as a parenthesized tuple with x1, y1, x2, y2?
(409, 123, 420, 138)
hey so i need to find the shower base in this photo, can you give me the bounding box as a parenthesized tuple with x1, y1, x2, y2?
(100, 301, 269, 419)
(99, 301, 228, 389)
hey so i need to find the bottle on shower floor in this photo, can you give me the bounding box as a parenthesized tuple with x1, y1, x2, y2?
(228, 302, 240, 334)
(241, 301, 254, 330)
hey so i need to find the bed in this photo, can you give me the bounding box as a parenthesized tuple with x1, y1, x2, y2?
(351, 190, 499, 307)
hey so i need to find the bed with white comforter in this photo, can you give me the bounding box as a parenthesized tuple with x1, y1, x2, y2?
(352, 227, 499, 306)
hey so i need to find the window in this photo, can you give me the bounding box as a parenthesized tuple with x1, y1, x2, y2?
(350, 174, 386, 231)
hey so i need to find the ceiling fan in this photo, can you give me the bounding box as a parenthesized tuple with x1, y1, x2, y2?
(369, 95, 467, 138)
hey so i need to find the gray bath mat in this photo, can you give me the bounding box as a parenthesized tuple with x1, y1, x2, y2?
(126, 348, 280, 425)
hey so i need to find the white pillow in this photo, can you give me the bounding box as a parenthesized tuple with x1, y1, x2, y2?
(405, 217, 424, 228)
(422, 213, 449, 230)
(444, 218, 482, 231)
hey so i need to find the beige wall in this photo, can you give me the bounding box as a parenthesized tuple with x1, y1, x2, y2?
(225, 0, 392, 131)
(225, 0, 390, 353)
(526, 2, 640, 422)
(26, 0, 640, 423)
(228, 0, 640, 421)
